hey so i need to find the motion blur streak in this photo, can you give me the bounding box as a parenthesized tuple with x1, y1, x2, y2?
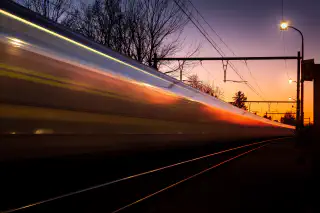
(0, 9, 176, 85)
(0, 104, 202, 131)
(0, 2, 294, 161)
(7, 37, 25, 47)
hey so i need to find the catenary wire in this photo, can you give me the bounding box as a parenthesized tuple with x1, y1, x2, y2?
(185, 0, 266, 99)
(174, 0, 265, 100)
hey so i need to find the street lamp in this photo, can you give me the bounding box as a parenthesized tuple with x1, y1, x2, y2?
(280, 20, 304, 127)
(280, 22, 289, 30)
(288, 78, 297, 84)
(280, 21, 304, 59)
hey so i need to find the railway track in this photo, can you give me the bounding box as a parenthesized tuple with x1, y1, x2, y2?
(0, 137, 291, 213)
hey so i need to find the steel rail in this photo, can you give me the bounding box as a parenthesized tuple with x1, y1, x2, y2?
(0, 137, 291, 213)
(112, 143, 270, 213)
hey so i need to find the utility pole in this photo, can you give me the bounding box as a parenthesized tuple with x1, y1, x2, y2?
(297, 51, 301, 130)
(280, 22, 305, 128)
(301, 34, 305, 128)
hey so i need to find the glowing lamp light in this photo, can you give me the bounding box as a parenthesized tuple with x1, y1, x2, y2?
(280, 21, 289, 30)
(289, 97, 292, 100)
(289, 78, 293, 84)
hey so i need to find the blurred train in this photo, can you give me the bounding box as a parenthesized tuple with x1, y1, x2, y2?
(0, 1, 294, 161)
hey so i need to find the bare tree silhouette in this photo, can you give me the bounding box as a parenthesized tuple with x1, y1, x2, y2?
(185, 74, 224, 99)
(15, 0, 73, 22)
(63, 0, 194, 69)
(15, 0, 199, 74)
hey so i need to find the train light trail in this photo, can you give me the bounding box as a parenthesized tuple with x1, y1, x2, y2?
(7, 37, 25, 47)
(0, 9, 170, 85)
(34, 129, 54, 134)
(140, 83, 155, 88)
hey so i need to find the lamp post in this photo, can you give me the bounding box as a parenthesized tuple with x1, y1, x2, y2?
(280, 21, 304, 127)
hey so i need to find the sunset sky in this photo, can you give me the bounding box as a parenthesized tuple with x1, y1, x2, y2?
(166, 0, 320, 123)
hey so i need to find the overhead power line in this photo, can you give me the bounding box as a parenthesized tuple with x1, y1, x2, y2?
(177, 0, 226, 56)
(174, 1, 224, 56)
(175, 0, 262, 97)
(186, 0, 266, 98)
(174, 0, 265, 100)
(282, 0, 284, 20)
(186, 0, 237, 57)
(281, 0, 291, 80)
